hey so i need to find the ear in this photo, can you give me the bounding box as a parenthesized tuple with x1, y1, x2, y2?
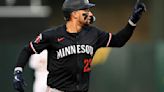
(71, 11, 78, 19)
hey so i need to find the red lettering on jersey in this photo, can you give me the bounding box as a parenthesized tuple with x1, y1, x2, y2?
(83, 58, 92, 72)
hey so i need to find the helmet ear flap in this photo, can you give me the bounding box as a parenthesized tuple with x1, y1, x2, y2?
(63, 11, 70, 21)
(63, 9, 73, 21)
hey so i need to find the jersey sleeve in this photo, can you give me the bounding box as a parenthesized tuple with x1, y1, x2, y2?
(95, 23, 135, 48)
(109, 23, 135, 47)
(95, 27, 112, 48)
(15, 31, 50, 68)
(29, 32, 50, 54)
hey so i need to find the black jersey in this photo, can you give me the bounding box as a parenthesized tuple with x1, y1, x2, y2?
(16, 23, 135, 92)
(30, 24, 112, 91)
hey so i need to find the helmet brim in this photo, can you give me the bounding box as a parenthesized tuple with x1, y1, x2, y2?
(64, 3, 95, 12)
(80, 3, 95, 10)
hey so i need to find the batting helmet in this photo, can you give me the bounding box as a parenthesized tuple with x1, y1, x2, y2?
(62, 0, 95, 20)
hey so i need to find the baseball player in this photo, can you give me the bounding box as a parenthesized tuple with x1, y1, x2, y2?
(29, 49, 48, 92)
(13, 0, 146, 92)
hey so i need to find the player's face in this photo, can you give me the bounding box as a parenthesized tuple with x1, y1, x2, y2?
(73, 9, 95, 26)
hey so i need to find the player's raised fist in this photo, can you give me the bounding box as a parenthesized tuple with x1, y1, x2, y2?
(13, 70, 26, 92)
(129, 0, 146, 24)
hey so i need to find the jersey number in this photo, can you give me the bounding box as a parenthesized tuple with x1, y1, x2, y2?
(83, 59, 92, 72)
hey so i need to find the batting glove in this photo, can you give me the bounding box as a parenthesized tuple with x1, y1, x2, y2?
(129, 0, 146, 26)
(13, 68, 26, 92)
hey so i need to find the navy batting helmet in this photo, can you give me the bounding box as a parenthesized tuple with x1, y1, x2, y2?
(62, 0, 95, 20)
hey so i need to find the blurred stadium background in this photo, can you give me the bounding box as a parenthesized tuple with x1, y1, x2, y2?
(0, 0, 164, 92)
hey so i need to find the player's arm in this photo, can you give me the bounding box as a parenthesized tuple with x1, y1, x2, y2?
(109, 23, 135, 47)
(13, 32, 50, 92)
(96, 0, 146, 48)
